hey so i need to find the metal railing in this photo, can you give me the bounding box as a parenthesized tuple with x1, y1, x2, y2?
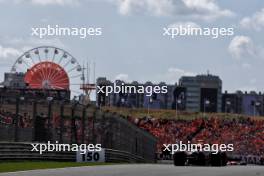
(0, 142, 150, 163)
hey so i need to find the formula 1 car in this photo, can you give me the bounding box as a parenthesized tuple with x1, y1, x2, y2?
(173, 151, 228, 166)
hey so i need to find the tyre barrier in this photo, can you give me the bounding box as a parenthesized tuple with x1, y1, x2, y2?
(0, 142, 147, 163)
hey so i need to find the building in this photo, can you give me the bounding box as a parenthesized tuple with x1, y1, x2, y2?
(178, 74, 222, 113)
(172, 86, 187, 111)
(97, 74, 264, 117)
(96, 77, 175, 109)
(96, 73, 222, 113)
(2, 72, 26, 88)
(222, 91, 264, 116)
(222, 91, 243, 114)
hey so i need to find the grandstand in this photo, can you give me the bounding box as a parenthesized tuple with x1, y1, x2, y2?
(0, 98, 157, 162)
(104, 107, 264, 165)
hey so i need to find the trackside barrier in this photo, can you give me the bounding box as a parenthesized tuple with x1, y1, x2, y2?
(105, 149, 145, 163)
(0, 143, 148, 163)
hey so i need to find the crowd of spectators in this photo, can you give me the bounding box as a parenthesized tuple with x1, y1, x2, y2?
(0, 110, 32, 128)
(0, 109, 90, 144)
(1, 106, 264, 158)
(20, 112, 33, 128)
(0, 110, 13, 125)
(128, 116, 264, 156)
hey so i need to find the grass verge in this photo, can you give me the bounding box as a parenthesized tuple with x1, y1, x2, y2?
(102, 106, 264, 120)
(0, 161, 112, 173)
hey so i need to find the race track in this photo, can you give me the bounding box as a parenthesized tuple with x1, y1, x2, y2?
(1, 164, 264, 176)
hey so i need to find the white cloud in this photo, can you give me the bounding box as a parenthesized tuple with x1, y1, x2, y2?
(169, 21, 201, 28)
(182, 0, 234, 20)
(228, 36, 257, 59)
(115, 73, 130, 82)
(157, 67, 195, 84)
(110, 0, 174, 16)
(7, 0, 79, 5)
(240, 8, 264, 31)
(0, 45, 21, 59)
(31, 0, 78, 5)
(0, 37, 67, 65)
(109, 0, 234, 20)
(2, 0, 234, 19)
(6, 37, 66, 49)
(29, 38, 66, 48)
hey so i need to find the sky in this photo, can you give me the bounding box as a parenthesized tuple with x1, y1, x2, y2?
(0, 0, 264, 95)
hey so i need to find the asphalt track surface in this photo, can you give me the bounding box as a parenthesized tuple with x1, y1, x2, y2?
(1, 164, 264, 176)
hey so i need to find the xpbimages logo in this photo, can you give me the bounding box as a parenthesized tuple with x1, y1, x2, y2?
(31, 25, 102, 39)
(31, 141, 102, 154)
(97, 82, 168, 96)
(163, 24, 234, 39)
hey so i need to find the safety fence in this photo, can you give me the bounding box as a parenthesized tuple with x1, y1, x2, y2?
(0, 142, 148, 163)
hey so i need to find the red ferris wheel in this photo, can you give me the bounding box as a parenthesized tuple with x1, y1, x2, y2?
(11, 46, 83, 91)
